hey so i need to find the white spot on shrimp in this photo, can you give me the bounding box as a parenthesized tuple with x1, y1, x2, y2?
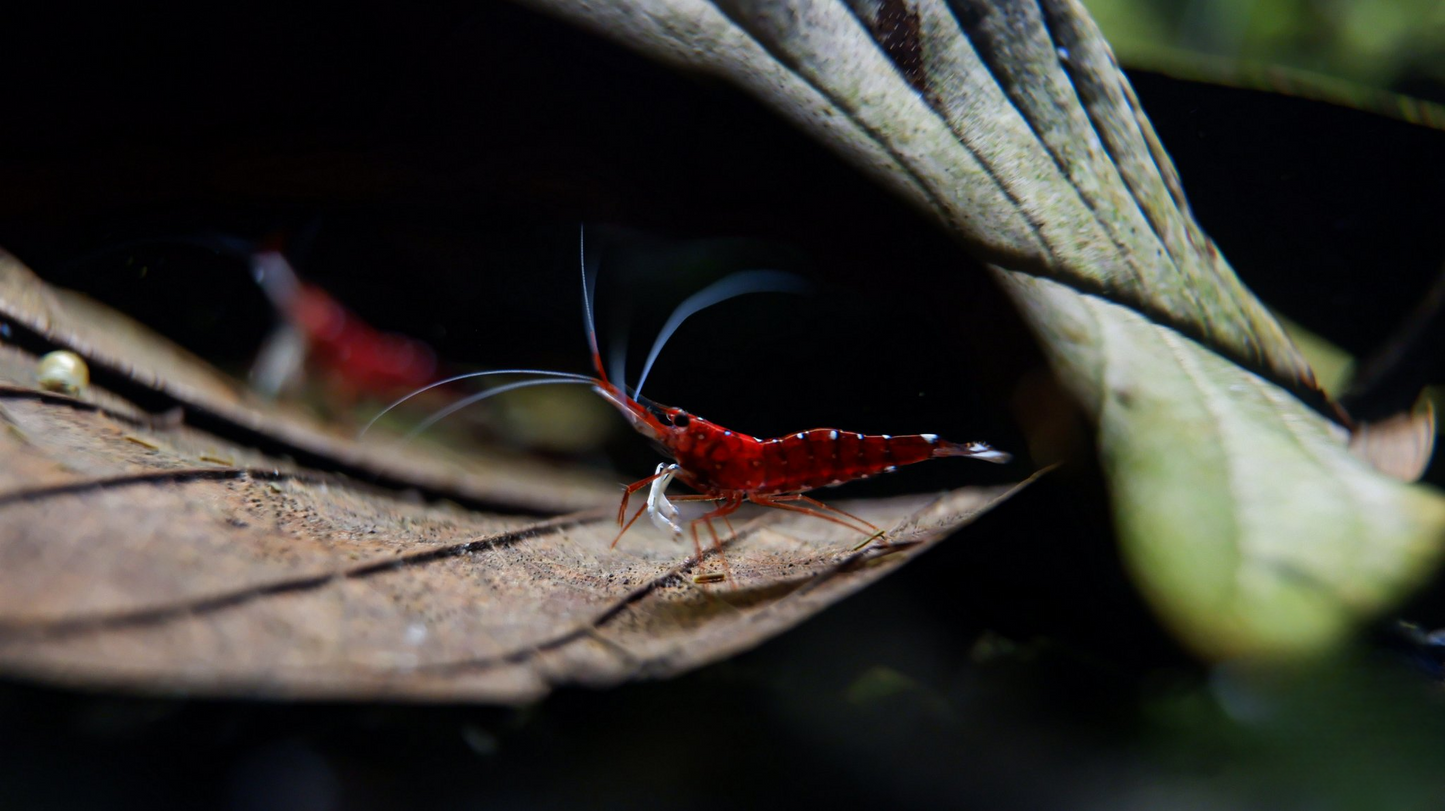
(404, 622, 428, 645)
(922, 434, 938, 443)
(829, 430, 838, 440)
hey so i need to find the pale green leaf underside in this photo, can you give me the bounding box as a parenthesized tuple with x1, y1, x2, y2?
(521, 0, 1445, 657)
(1006, 274, 1445, 656)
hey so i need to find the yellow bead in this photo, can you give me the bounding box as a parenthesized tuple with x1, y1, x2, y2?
(36, 350, 89, 396)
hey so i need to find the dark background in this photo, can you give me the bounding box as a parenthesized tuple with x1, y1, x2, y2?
(1, 3, 1443, 809)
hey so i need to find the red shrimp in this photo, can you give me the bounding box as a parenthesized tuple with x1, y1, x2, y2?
(580, 253, 1009, 559)
(600, 395, 1008, 546)
(368, 229, 1010, 571)
(70, 230, 438, 403)
(252, 245, 438, 400)
(288, 280, 438, 394)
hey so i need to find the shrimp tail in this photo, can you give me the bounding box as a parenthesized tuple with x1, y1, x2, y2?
(933, 439, 1012, 464)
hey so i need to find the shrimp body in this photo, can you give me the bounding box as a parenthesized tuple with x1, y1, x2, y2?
(252, 246, 437, 399)
(627, 404, 1005, 497)
(591, 378, 1009, 549)
(289, 282, 439, 394)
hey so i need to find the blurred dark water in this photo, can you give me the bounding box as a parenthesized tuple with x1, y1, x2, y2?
(1, 3, 1445, 810)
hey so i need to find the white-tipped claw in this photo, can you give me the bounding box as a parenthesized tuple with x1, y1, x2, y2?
(646, 463, 683, 535)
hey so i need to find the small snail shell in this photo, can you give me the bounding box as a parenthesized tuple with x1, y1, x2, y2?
(36, 350, 89, 396)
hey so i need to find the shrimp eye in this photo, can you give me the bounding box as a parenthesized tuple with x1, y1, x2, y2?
(672, 412, 690, 428)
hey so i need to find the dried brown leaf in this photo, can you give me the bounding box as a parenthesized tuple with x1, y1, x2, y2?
(0, 253, 1031, 702)
(1349, 401, 1438, 483)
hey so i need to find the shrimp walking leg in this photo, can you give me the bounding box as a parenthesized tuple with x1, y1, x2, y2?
(614, 500, 654, 547)
(689, 495, 744, 582)
(613, 491, 733, 548)
(613, 466, 676, 537)
(749, 493, 879, 537)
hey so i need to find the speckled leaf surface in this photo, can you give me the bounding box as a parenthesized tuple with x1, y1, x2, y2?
(518, 0, 1445, 656)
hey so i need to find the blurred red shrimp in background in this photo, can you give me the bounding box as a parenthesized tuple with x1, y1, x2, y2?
(248, 235, 611, 450)
(249, 237, 438, 403)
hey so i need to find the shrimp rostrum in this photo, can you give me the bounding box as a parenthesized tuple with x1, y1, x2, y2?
(367, 231, 1010, 572)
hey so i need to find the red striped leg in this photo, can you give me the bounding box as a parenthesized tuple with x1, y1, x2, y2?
(749, 493, 878, 536)
(689, 495, 743, 583)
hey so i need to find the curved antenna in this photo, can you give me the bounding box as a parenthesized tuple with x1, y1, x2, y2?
(634, 270, 809, 399)
(404, 378, 596, 440)
(579, 224, 605, 381)
(609, 333, 629, 396)
(358, 368, 595, 438)
(607, 300, 632, 394)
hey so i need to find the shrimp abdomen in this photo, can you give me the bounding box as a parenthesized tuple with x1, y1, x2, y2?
(739, 430, 1006, 495)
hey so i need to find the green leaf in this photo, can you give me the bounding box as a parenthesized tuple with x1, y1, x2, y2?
(1007, 273, 1445, 656)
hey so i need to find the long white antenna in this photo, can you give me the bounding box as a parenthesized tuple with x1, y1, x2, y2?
(634, 270, 808, 399)
(580, 224, 602, 368)
(358, 368, 595, 438)
(609, 326, 630, 396)
(403, 377, 595, 440)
